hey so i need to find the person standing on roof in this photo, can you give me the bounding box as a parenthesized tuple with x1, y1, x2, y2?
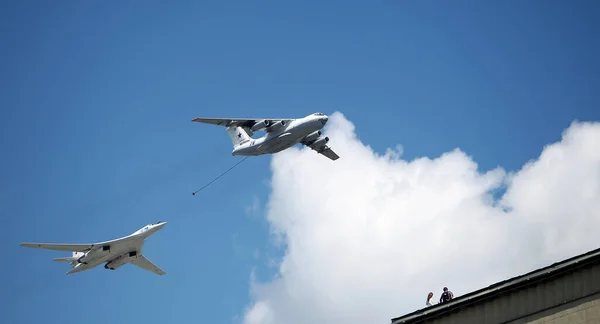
(439, 287, 454, 303)
(426, 292, 434, 306)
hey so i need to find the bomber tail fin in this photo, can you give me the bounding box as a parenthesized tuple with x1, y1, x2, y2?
(53, 252, 83, 267)
(53, 257, 77, 268)
(52, 252, 85, 268)
(53, 257, 74, 262)
(226, 126, 252, 148)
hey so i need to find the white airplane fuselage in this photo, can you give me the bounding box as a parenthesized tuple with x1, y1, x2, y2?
(232, 114, 328, 156)
(61, 222, 166, 275)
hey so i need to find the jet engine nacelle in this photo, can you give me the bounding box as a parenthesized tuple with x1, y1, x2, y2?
(310, 136, 329, 149)
(104, 251, 137, 270)
(104, 257, 127, 270)
(251, 120, 272, 131)
(78, 245, 110, 264)
(266, 120, 286, 132)
(303, 131, 322, 143)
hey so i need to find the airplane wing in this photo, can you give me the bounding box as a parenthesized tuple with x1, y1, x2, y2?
(20, 237, 125, 252)
(20, 242, 93, 252)
(191, 117, 286, 127)
(191, 117, 292, 133)
(131, 255, 166, 276)
(318, 147, 340, 161)
(300, 140, 340, 161)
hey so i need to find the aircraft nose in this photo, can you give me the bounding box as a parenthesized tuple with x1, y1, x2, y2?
(320, 116, 328, 125)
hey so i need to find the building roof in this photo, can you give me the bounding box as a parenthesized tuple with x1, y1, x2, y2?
(390, 246, 600, 324)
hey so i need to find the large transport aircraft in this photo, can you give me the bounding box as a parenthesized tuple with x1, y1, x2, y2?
(192, 112, 340, 161)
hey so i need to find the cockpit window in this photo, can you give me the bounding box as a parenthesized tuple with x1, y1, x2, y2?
(314, 112, 324, 116)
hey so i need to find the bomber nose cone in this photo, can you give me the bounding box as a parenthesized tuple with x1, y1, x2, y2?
(320, 116, 328, 125)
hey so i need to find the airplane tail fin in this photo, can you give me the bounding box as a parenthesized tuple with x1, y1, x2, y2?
(53, 257, 74, 262)
(53, 251, 84, 267)
(226, 126, 252, 148)
(53, 257, 78, 267)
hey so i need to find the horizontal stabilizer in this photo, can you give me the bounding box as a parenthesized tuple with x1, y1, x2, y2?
(53, 257, 76, 262)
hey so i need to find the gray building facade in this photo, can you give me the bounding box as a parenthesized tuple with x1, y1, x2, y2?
(391, 247, 600, 324)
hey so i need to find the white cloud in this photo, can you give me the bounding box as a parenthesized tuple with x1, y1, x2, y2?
(243, 300, 274, 324)
(245, 195, 262, 218)
(241, 113, 600, 324)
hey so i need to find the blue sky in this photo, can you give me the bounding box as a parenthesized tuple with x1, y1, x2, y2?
(1, 1, 599, 323)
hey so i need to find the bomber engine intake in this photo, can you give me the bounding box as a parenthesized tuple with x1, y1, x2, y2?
(104, 258, 127, 270)
(104, 251, 138, 270)
(78, 245, 110, 264)
(251, 119, 272, 131)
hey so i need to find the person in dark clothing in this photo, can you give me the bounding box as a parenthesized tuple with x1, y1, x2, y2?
(439, 287, 454, 303)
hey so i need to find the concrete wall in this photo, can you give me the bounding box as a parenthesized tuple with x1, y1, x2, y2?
(515, 293, 600, 324)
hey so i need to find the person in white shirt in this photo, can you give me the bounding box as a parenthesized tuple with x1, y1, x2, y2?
(426, 292, 434, 306)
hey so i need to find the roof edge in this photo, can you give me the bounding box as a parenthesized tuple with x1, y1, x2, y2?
(391, 246, 600, 323)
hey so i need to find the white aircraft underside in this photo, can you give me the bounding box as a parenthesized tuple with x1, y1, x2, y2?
(192, 112, 340, 161)
(20, 222, 167, 275)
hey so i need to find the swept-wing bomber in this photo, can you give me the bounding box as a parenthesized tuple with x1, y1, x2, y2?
(192, 112, 340, 161)
(20, 222, 167, 275)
